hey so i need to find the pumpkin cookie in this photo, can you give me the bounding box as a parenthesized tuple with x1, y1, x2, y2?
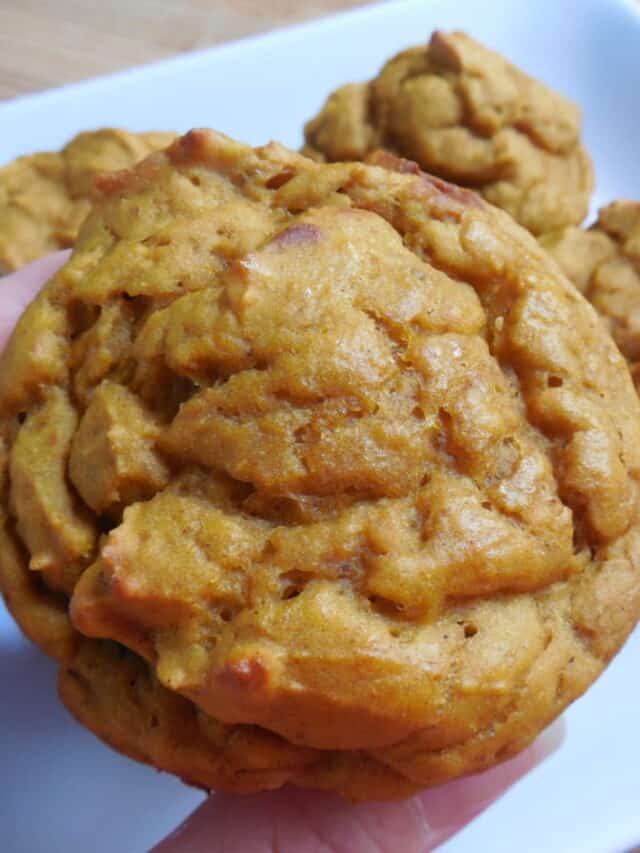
(1, 131, 638, 800)
(305, 31, 593, 235)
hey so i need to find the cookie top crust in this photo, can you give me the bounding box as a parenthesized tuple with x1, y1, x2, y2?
(1, 130, 638, 798)
(305, 31, 593, 235)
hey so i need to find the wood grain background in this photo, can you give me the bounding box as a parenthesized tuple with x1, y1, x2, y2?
(0, 0, 373, 100)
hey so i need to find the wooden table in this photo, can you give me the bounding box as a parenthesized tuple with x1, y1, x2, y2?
(0, 0, 372, 100)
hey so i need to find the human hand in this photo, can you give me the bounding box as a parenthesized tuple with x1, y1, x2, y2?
(0, 251, 72, 348)
(1, 255, 564, 853)
(154, 721, 562, 852)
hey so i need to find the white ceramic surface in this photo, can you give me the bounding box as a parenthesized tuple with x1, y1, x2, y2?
(1, 1, 639, 850)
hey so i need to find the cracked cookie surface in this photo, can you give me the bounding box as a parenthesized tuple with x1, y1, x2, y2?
(0, 128, 176, 273)
(305, 31, 593, 235)
(1, 130, 638, 800)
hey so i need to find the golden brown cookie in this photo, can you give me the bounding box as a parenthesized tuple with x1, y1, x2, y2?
(304, 31, 593, 235)
(1, 131, 638, 801)
(541, 201, 640, 377)
(0, 128, 176, 273)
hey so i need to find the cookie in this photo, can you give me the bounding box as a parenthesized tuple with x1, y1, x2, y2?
(304, 31, 593, 235)
(1, 130, 638, 801)
(0, 128, 176, 273)
(541, 201, 640, 378)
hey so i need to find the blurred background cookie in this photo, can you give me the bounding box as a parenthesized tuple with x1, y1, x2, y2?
(542, 201, 640, 386)
(305, 31, 593, 235)
(0, 128, 175, 273)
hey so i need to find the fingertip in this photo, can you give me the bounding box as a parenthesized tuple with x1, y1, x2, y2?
(0, 250, 70, 351)
(3, 250, 71, 290)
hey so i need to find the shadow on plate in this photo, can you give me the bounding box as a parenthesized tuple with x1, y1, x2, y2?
(0, 622, 203, 853)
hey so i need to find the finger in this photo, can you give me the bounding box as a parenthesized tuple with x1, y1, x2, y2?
(153, 719, 564, 853)
(411, 718, 565, 841)
(0, 251, 70, 351)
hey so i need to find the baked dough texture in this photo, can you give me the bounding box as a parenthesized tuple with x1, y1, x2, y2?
(541, 201, 640, 388)
(0, 130, 638, 800)
(0, 128, 175, 273)
(304, 31, 593, 235)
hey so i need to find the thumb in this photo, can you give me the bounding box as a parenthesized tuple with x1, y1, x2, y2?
(153, 719, 564, 853)
(0, 251, 70, 351)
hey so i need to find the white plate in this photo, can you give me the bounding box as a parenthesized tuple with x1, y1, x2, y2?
(1, 1, 639, 851)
